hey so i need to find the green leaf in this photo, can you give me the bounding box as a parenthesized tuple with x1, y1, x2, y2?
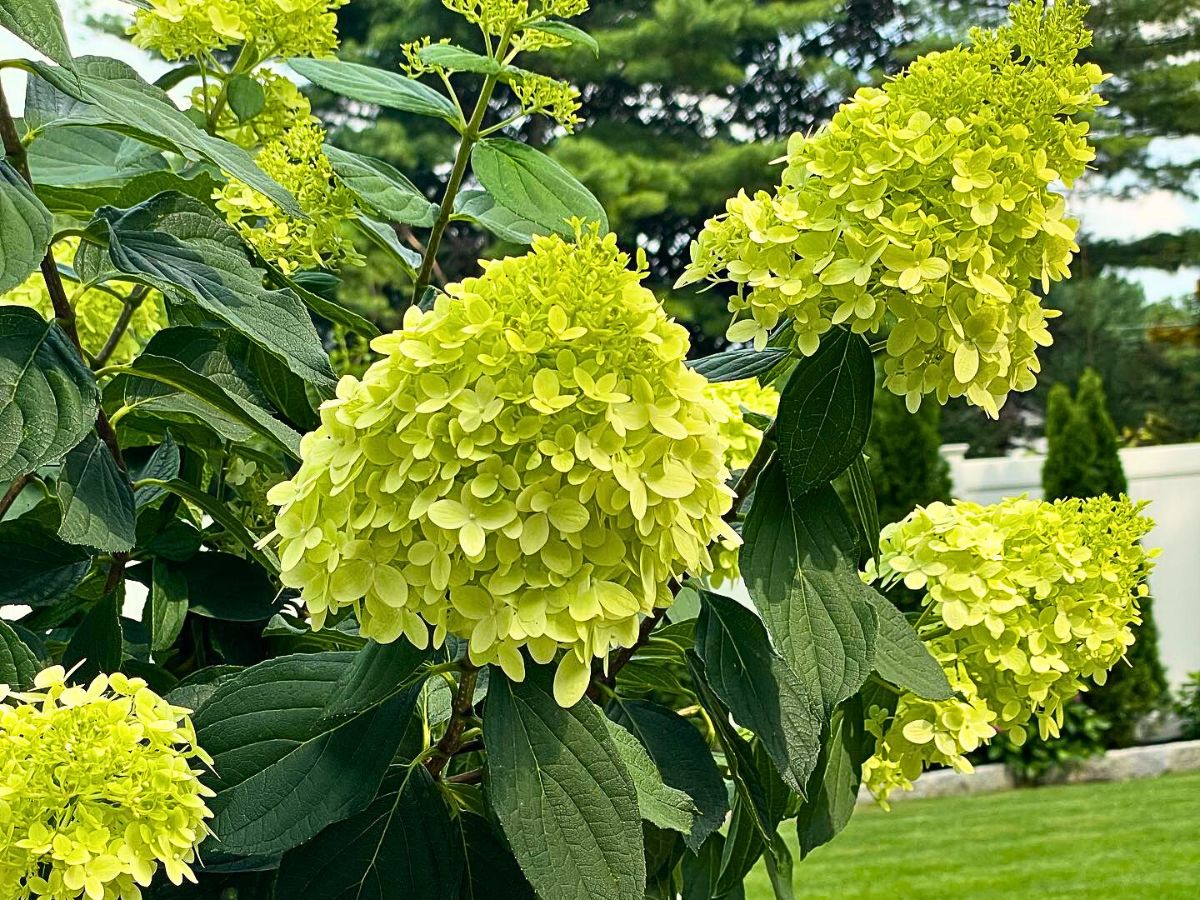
(527, 20, 600, 56)
(114, 326, 302, 459)
(775, 327, 874, 495)
(323, 638, 432, 722)
(741, 464, 877, 715)
(0, 515, 91, 606)
(288, 57, 459, 122)
(324, 145, 437, 226)
(695, 590, 821, 793)
(94, 193, 335, 391)
(453, 188, 542, 245)
(226, 74, 266, 122)
(194, 652, 418, 856)
(150, 556, 188, 653)
(276, 766, 462, 899)
(165, 664, 242, 711)
(687, 348, 788, 383)
(795, 694, 874, 859)
(0, 0, 75, 70)
(129, 431, 180, 507)
(471, 139, 607, 238)
(176, 552, 281, 622)
(418, 43, 502, 74)
(846, 452, 880, 566)
(0, 619, 40, 690)
(63, 590, 122, 684)
(458, 812, 537, 900)
(256, 252, 381, 339)
(609, 697, 728, 852)
(605, 718, 699, 835)
(56, 432, 136, 552)
(0, 307, 98, 482)
(866, 592, 952, 700)
(354, 215, 421, 272)
(0, 159, 54, 293)
(27, 126, 167, 187)
(682, 833, 743, 900)
(24, 58, 300, 215)
(485, 665, 645, 900)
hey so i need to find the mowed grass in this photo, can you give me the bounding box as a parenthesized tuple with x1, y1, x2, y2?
(744, 771, 1200, 899)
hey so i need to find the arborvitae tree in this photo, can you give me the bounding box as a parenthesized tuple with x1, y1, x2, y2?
(1076, 368, 1129, 496)
(1042, 385, 1096, 502)
(867, 387, 952, 528)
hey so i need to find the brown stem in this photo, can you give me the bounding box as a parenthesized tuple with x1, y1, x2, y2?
(93, 285, 150, 368)
(0, 474, 31, 520)
(447, 768, 482, 785)
(426, 663, 480, 778)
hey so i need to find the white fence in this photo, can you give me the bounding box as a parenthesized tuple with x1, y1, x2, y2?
(943, 441, 1200, 689)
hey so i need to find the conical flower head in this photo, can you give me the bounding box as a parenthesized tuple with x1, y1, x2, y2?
(270, 226, 738, 706)
(0, 667, 214, 900)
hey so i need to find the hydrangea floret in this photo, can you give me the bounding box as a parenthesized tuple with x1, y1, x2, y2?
(0, 667, 214, 900)
(0, 240, 165, 366)
(679, 0, 1106, 416)
(267, 227, 739, 707)
(862, 494, 1156, 803)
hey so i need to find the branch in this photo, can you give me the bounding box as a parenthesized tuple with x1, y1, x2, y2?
(0, 475, 31, 520)
(93, 285, 150, 368)
(426, 662, 480, 778)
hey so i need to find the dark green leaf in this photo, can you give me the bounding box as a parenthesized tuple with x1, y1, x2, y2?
(458, 812, 537, 900)
(741, 465, 877, 715)
(56, 433, 136, 552)
(688, 348, 789, 383)
(277, 766, 461, 899)
(605, 718, 699, 834)
(263, 614, 367, 653)
(323, 637, 432, 722)
(288, 57, 459, 122)
(0, 307, 98, 481)
(0, 0, 75, 70)
(695, 589, 821, 793)
(453, 189, 542, 245)
(846, 452, 880, 566)
(866, 592, 952, 700)
(0, 619, 40, 690)
(24, 58, 299, 214)
(526, 20, 599, 56)
(63, 590, 122, 683)
(0, 159, 54, 293)
(355, 215, 421, 272)
(775, 328, 874, 494)
(471, 139, 607, 238)
(254, 251, 382, 339)
(129, 432, 180, 506)
(609, 697, 727, 852)
(0, 508, 91, 606)
(176, 552, 280, 622)
(150, 556, 188, 653)
(27, 126, 167, 187)
(165, 664, 241, 711)
(194, 652, 417, 856)
(682, 833, 743, 900)
(95, 193, 334, 391)
(485, 665, 644, 900)
(226, 74, 266, 122)
(324, 145, 437, 226)
(795, 695, 873, 859)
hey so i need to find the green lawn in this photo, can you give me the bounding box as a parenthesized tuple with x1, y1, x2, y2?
(745, 772, 1200, 899)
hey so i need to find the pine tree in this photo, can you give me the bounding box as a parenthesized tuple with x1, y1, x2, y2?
(1076, 368, 1129, 496)
(1042, 384, 1096, 502)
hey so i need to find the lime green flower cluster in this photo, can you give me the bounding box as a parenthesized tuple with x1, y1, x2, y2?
(0, 667, 214, 900)
(268, 227, 739, 706)
(510, 71, 582, 132)
(443, 0, 589, 43)
(213, 121, 361, 274)
(680, 0, 1105, 416)
(130, 0, 347, 62)
(702, 377, 779, 585)
(862, 494, 1156, 802)
(0, 240, 166, 366)
(191, 71, 314, 149)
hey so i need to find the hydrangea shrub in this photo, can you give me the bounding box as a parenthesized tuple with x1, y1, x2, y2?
(0, 0, 1156, 898)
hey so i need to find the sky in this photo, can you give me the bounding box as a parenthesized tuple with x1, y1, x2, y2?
(3, 0, 1198, 303)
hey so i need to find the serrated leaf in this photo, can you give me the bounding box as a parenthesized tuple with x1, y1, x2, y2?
(0, 515, 92, 606)
(194, 652, 418, 856)
(485, 665, 644, 900)
(795, 694, 874, 859)
(846, 452, 880, 566)
(276, 766, 462, 899)
(687, 347, 789, 383)
(0, 159, 54, 293)
(458, 812, 537, 900)
(256, 251, 381, 339)
(453, 188, 542, 245)
(150, 556, 188, 653)
(0, 307, 98, 482)
(165, 664, 242, 711)
(471, 139, 606, 238)
(129, 432, 180, 507)
(94, 193, 334, 391)
(62, 590, 122, 684)
(0, 0, 75, 70)
(288, 57, 459, 122)
(608, 697, 728, 852)
(27, 126, 167, 187)
(0, 619, 40, 690)
(322, 638, 432, 722)
(56, 432, 136, 552)
(695, 590, 821, 794)
(741, 464, 877, 715)
(24, 58, 299, 215)
(324, 145, 437, 226)
(775, 327, 874, 495)
(605, 718, 699, 834)
(527, 20, 600, 56)
(866, 592, 952, 700)
(226, 73, 266, 122)
(418, 43, 501, 74)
